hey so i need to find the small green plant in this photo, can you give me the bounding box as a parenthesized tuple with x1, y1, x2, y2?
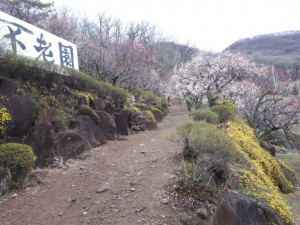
(0, 143, 36, 188)
(78, 105, 100, 123)
(189, 109, 219, 124)
(210, 102, 237, 123)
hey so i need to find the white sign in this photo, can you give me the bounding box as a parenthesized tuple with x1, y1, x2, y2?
(0, 11, 79, 70)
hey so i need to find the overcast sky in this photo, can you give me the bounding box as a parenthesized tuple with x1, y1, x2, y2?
(53, 0, 299, 51)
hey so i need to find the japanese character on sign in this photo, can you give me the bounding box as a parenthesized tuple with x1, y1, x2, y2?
(34, 33, 54, 63)
(0, 18, 33, 53)
(59, 42, 74, 68)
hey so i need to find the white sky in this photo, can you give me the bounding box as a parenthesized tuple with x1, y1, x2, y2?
(53, 0, 300, 51)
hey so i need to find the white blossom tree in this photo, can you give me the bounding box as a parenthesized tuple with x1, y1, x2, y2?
(170, 51, 260, 108)
(231, 68, 300, 143)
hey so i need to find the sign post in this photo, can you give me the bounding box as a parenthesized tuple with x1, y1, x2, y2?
(0, 11, 79, 70)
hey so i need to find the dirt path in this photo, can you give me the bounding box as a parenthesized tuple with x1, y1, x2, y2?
(0, 105, 189, 225)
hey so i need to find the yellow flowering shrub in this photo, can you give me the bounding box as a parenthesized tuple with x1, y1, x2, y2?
(0, 104, 11, 134)
(226, 117, 296, 225)
(74, 91, 94, 106)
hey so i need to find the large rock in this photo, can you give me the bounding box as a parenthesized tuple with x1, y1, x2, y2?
(25, 122, 55, 167)
(0, 78, 16, 96)
(134, 115, 158, 131)
(0, 169, 8, 197)
(115, 109, 131, 135)
(54, 132, 87, 159)
(151, 109, 164, 122)
(213, 194, 268, 225)
(97, 111, 117, 140)
(103, 101, 115, 115)
(0, 95, 37, 138)
(73, 115, 106, 149)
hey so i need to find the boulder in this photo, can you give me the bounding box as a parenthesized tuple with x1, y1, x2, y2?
(54, 132, 87, 159)
(97, 111, 117, 140)
(115, 109, 131, 135)
(25, 122, 55, 167)
(151, 109, 164, 122)
(0, 169, 8, 197)
(103, 101, 115, 115)
(94, 97, 104, 111)
(134, 115, 158, 131)
(73, 115, 106, 149)
(0, 95, 37, 138)
(213, 194, 268, 225)
(0, 78, 16, 96)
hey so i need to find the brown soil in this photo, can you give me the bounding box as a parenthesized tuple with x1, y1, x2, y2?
(0, 104, 190, 225)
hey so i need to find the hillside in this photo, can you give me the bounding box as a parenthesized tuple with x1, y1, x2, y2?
(226, 30, 300, 77)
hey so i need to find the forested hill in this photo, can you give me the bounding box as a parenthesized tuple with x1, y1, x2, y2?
(226, 30, 300, 75)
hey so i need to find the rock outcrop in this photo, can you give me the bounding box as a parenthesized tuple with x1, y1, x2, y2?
(213, 194, 268, 225)
(73, 115, 107, 149)
(54, 132, 86, 159)
(25, 122, 55, 167)
(0, 95, 37, 139)
(97, 111, 117, 140)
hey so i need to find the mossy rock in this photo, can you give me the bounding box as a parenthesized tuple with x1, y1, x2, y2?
(78, 105, 100, 123)
(150, 106, 164, 122)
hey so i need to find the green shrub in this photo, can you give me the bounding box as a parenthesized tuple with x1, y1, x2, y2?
(0, 143, 36, 188)
(176, 120, 238, 161)
(176, 160, 219, 199)
(189, 109, 219, 124)
(160, 97, 169, 109)
(132, 88, 157, 104)
(78, 105, 100, 123)
(210, 102, 237, 123)
(175, 120, 239, 199)
(132, 88, 143, 102)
